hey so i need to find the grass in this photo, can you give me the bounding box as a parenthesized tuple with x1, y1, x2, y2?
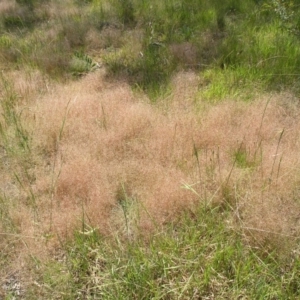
(1, 0, 300, 298)
(1, 69, 300, 298)
(28, 205, 300, 299)
(2, 0, 300, 97)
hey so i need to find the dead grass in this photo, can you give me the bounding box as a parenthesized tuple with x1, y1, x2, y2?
(170, 42, 199, 67)
(1, 70, 300, 282)
(33, 71, 300, 237)
(0, 1, 16, 15)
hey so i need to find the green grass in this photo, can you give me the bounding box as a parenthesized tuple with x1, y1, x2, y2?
(1, 0, 300, 98)
(31, 204, 300, 299)
(0, 75, 31, 155)
(97, 0, 300, 98)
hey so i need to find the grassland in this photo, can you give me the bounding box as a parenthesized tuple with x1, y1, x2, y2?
(1, 0, 300, 299)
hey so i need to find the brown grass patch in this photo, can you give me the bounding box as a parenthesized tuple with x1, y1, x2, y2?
(1, 70, 300, 276)
(170, 42, 199, 67)
(0, 1, 16, 15)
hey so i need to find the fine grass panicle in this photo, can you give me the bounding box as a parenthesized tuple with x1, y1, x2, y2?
(27, 72, 300, 250)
